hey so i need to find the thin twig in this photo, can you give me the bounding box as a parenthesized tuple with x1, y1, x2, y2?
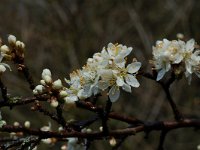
(102, 98, 112, 134)
(0, 79, 8, 102)
(161, 85, 183, 121)
(157, 130, 168, 150)
(0, 119, 199, 139)
(17, 64, 35, 90)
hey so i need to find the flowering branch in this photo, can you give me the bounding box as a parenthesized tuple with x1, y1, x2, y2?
(0, 35, 199, 149)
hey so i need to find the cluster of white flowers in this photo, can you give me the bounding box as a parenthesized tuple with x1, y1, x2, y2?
(64, 43, 141, 102)
(152, 39, 200, 82)
(34, 43, 141, 103)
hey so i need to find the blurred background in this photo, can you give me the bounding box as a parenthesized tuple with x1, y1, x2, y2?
(0, 0, 200, 149)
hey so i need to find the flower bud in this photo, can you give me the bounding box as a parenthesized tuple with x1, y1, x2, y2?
(50, 100, 59, 108)
(8, 35, 16, 45)
(99, 126, 103, 132)
(35, 85, 45, 94)
(33, 89, 38, 95)
(177, 33, 184, 39)
(43, 75, 52, 85)
(0, 45, 10, 53)
(40, 80, 46, 86)
(42, 69, 51, 79)
(10, 132, 16, 136)
(14, 122, 20, 127)
(42, 138, 52, 144)
(16, 41, 25, 49)
(40, 126, 50, 132)
(24, 121, 30, 128)
(52, 79, 63, 90)
(86, 128, 92, 133)
(59, 90, 68, 98)
(109, 137, 116, 146)
(61, 145, 67, 150)
(58, 126, 64, 132)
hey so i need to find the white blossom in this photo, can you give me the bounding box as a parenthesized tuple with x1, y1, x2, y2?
(152, 38, 200, 83)
(152, 39, 184, 81)
(8, 35, 16, 45)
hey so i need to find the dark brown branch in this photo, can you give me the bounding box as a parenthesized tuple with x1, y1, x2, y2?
(13, 54, 35, 90)
(157, 130, 168, 150)
(109, 112, 143, 125)
(0, 95, 48, 108)
(112, 136, 128, 150)
(17, 64, 35, 90)
(0, 119, 199, 139)
(33, 103, 60, 125)
(161, 85, 183, 121)
(140, 71, 183, 121)
(102, 98, 112, 134)
(55, 104, 68, 130)
(0, 79, 8, 102)
(76, 101, 143, 125)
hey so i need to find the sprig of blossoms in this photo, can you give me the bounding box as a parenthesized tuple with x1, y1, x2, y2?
(34, 43, 141, 104)
(152, 38, 200, 83)
(63, 43, 141, 102)
(0, 34, 26, 75)
(33, 69, 64, 107)
(1, 35, 25, 61)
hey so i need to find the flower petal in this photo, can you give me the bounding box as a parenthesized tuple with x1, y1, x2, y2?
(108, 85, 120, 102)
(107, 43, 115, 57)
(125, 74, 140, 87)
(118, 46, 132, 58)
(127, 62, 141, 73)
(114, 57, 125, 68)
(185, 61, 192, 74)
(1, 63, 11, 71)
(98, 80, 110, 90)
(116, 77, 124, 87)
(122, 83, 132, 93)
(0, 55, 3, 62)
(98, 69, 113, 81)
(186, 39, 195, 52)
(156, 68, 166, 81)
